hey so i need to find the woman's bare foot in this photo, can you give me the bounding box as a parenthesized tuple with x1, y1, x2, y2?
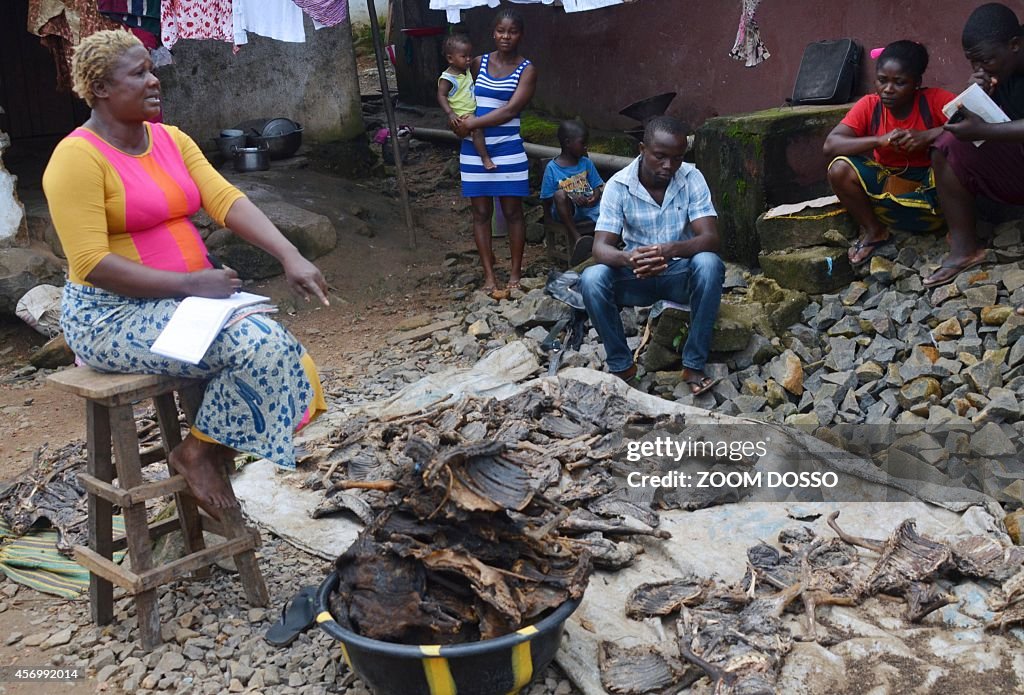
(169, 435, 236, 518)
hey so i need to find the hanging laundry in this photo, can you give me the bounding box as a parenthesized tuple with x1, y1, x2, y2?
(27, 0, 123, 89)
(97, 0, 159, 38)
(161, 0, 234, 51)
(430, 0, 625, 23)
(729, 0, 770, 67)
(561, 0, 624, 11)
(233, 0, 306, 45)
(293, 0, 349, 28)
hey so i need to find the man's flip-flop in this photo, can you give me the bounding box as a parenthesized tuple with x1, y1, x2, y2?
(265, 586, 317, 647)
(848, 236, 890, 267)
(684, 374, 719, 396)
(922, 252, 988, 288)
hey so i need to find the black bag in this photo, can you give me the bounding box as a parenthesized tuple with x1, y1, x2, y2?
(790, 39, 862, 105)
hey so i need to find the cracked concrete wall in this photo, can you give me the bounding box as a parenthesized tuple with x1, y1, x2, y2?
(156, 16, 364, 146)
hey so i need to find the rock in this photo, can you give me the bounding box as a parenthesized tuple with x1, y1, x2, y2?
(931, 283, 961, 305)
(641, 342, 680, 372)
(855, 361, 884, 385)
(394, 314, 434, 331)
(963, 285, 999, 309)
(981, 305, 1013, 326)
(755, 201, 855, 252)
(997, 314, 1024, 346)
(1004, 509, 1024, 545)
(964, 359, 1004, 392)
(898, 377, 942, 409)
(841, 281, 869, 306)
(0, 247, 66, 316)
(869, 256, 895, 283)
(824, 337, 856, 372)
(758, 246, 853, 294)
(1003, 268, 1024, 294)
(768, 350, 804, 396)
(96, 664, 119, 683)
(525, 221, 545, 244)
(971, 422, 1016, 458)
(209, 201, 337, 279)
(765, 380, 790, 407)
(467, 319, 491, 338)
(29, 334, 75, 369)
(932, 318, 962, 340)
(785, 412, 820, 427)
(41, 627, 73, 649)
(973, 387, 1020, 424)
(91, 649, 116, 671)
(505, 294, 573, 329)
(156, 650, 186, 672)
(733, 395, 768, 413)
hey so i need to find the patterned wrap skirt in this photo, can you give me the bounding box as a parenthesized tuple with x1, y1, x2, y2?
(60, 283, 326, 469)
(830, 154, 944, 233)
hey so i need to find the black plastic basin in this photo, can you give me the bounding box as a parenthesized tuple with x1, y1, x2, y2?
(315, 569, 581, 695)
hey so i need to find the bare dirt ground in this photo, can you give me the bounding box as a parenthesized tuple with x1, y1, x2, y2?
(0, 115, 549, 693)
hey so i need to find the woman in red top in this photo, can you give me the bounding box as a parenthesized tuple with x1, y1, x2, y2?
(824, 41, 956, 266)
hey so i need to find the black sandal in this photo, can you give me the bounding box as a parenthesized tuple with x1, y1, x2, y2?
(265, 586, 317, 647)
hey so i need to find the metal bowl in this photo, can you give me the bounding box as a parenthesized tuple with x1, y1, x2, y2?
(248, 128, 303, 160)
(315, 569, 581, 695)
(262, 117, 302, 137)
(618, 92, 678, 122)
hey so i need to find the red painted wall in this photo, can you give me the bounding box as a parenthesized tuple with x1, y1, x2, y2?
(456, 0, 1024, 130)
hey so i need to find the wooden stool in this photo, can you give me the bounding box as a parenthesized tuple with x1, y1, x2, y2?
(544, 218, 596, 268)
(48, 367, 269, 650)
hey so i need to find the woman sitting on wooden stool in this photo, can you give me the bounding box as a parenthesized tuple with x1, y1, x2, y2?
(43, 30, 329, 516)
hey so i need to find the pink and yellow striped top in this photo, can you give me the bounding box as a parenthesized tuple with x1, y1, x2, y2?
(43, 122, 245, 285)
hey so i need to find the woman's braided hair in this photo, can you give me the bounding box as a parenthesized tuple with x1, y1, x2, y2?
(71, 29, 142, 107)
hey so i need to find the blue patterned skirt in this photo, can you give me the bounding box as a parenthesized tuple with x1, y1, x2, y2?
(60, 283, 325, 469)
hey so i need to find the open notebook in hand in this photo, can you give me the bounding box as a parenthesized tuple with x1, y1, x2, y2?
(942, 83, 1010, 146)
(150, 292, 269, 364)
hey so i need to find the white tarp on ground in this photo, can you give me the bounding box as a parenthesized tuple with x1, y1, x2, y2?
(234, 341, 1023, 694)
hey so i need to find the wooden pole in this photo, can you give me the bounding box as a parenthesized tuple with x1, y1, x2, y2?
(368, 0, 417, 247)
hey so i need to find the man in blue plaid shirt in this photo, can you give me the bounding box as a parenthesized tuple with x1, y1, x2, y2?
(580, 116, 724, 395)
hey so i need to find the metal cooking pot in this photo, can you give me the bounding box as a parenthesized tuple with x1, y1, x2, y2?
(217, 130, 246, 159)
(232, 145, 269, 172)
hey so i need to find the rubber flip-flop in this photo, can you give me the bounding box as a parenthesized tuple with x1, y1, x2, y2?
(265, 586, 317, 647)
(570, 236, 595, 267)
(684, 374, 720, 397)
(848, 236, 890, 267)
(922, 253, 988, 289)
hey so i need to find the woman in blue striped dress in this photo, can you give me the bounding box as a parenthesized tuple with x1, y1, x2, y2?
(454, 9, 537, 293)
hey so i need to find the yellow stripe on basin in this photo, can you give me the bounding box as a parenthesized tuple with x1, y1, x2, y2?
(420, 646, 456, 695)
(316, 611, 334, 624)
(507, 637, 535, 694)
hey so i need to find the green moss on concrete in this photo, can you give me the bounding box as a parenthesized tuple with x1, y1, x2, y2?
(519, 111, 637, 157)
(520, 112, 560, 147)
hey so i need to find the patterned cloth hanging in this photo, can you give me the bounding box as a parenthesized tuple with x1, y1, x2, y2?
(292, 0, 349, 27)
(27, 0, 123, 89)
(161, 0, 234, 51)
(729, 0, 770, 67)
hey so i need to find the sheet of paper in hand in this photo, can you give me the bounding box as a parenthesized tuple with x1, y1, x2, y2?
(942, 82, 1010, 146)
(150, 292, 269, 364)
